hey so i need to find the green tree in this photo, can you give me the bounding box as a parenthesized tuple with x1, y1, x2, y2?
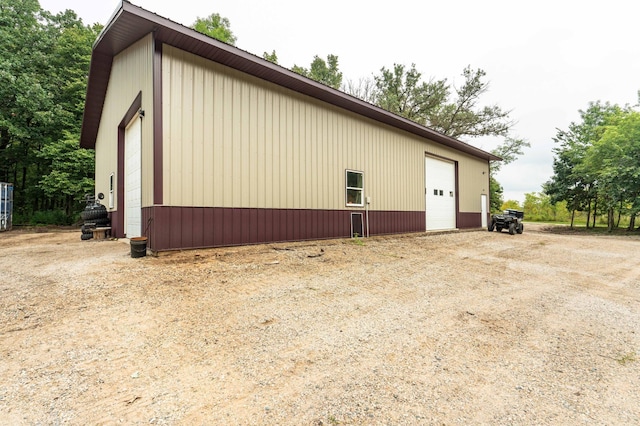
(38, 133, 95, 216)
(0, 0, 55, 212)
(501, 200, 522, 211)
(581, 109, 640, 231)
(372, 63, 447, 125)
(371, 64, 528, 212)
(262, 50, 278, 64)
(523, 192, 568, 222)
(192, 13, 236, 45)
(0, 2, 100, 222)
(489, 176, 504, 213)
(293, 54, 343, 89)
(372, 65, 516, 140)
(428, 67, 513, 139)
(545, 101, 627, 228)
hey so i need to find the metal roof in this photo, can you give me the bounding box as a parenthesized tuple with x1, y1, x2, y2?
(80, 1, 502, 162)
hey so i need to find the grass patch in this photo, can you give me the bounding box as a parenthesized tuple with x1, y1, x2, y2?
(351, 234, 365, 246)
(616, 351, 637, 366)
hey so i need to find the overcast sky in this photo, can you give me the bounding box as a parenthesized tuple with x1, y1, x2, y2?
(41, 0, 640, 203)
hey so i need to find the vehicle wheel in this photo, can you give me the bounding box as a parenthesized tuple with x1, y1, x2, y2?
(488, 220, 495, 232)
(508, 222, 515, 235)
(81, 233, 93, 240)
(517, 223, 524, 234)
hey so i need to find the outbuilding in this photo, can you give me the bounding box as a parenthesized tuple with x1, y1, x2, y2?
(80, 1, 500, 252)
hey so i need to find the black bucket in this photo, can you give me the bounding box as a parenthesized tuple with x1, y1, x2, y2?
(130, 236, 148, 258)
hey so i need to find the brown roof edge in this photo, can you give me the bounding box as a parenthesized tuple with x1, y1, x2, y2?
(80, 1, 502, 162)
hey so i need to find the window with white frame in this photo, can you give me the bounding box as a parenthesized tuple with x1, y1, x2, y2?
(346, 170, 364, 207)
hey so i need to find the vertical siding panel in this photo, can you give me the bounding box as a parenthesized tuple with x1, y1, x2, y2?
(301, 104, 308, 209)
(302, 105, 309, 209)
(169, 207, 182, 249)
(270, 209, 279, 242)
(213, 71, 224, 206)
(181, 208, 193, 247)
(170, 55, 183, 206)
(292, 101, 300, 209)
(161, 49, 171, 208)
(318, 108, 326, 210)
(372, 127, 379, 211)
(241, 81, 251, 208)
(279, 93, 287, 209)
(293, 209, 300, 241)
(330, 109, 336, 209)
(271, 92, 280, 208)
(312, 209, 319, 239)
(254, 86, 265, 209)
(264, 208, 272, 242)
(192, 62, 205, 206)
(222, 75, 233, 207)
(310, 105, 318, 210)
(264, 90, 273, 208)
(232, 80, 243, 207)
(304, 104, 313, 209)
(202, 66, 214, 206)
(213, 207, 224, 246)
(203, 207, 214, 247)
(280, 208, 288, 241)
(256, 209, 266, 243)
(181, 58, 194, 206)
(221, 208, 233, 245)
(285, 97, 293, 209)
(240, 209, 251, 244)
(192, 208, 203, 247)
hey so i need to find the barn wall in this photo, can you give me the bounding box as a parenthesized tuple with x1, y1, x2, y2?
(94, 34, 154, 212)
(161, 45, 488, 215)
(143, 206, 425, 251)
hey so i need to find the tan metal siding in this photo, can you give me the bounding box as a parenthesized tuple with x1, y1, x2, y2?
(162, 44, 489, 213)
(94, 34, 154, 210)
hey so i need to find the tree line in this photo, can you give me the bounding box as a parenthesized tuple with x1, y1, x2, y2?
(0, 0, 99, 224)
(543, 101, 640, 230)
(1, 4, 526, 225)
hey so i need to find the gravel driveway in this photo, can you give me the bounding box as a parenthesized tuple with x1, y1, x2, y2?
(1, 223, 639, 425)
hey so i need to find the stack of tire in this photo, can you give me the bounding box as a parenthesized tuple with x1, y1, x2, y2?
(80, 200, 109, 240)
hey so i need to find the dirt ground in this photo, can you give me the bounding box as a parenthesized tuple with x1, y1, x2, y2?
(1, 223, 639, 425)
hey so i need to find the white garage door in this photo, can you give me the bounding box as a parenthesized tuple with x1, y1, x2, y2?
(425, 156, 456, 230)
(125, 117, 142, 238)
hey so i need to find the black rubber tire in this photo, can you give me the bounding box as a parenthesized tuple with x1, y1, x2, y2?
(508, 222, 515, 235)
(488, 220, 495, 232)
(81, 233, 93, 240)
(81, 224, 97, 233)
(517, 223, 524, 234)
(87, 217, 110, 226)
(81, 207, 108, 221)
